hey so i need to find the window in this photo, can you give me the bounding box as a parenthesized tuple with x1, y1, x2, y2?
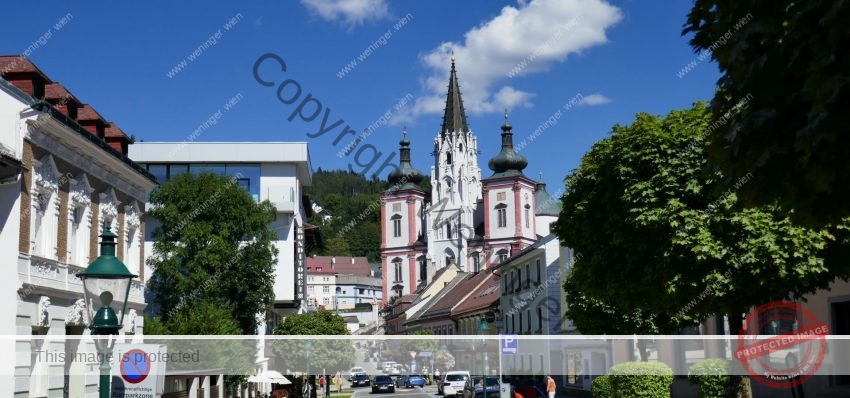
(392, 214, 402, 237)
(499, 251, 509, 263)
(359, 289, 365, 295)
(496, 204, 508, 228)
(393, 258, 403, 282)
(323, 298, 330, 305)
(472, 254, 480, 273)
(525, 204, 531, 228)
(519, 312, 523, 332)
(446, 223, 452, 238)
(308, 285, 315, 293)
(323, 286, 330, 293)
(68, 206, 86, 265)
(536, 260, 541, 283)
(527, 310, 532, 332)
(147, 164, 168, 183)
(393, 203, 401, 212)
(516, 267, 522, 290)
(512, 314, 516, 332)
(537, 307, 543, 331)
(446, 151, 452, 164)
(323, 277, 329, 282)
(419, 257, 427, 282)
(525, 264, 531, 288)
(317, 267, 322, 271)
(497, 192, 506, 201)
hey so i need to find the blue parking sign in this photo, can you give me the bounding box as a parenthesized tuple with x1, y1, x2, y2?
(501, 335, 517, 355)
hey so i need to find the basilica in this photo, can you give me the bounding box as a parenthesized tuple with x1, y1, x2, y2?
(380, 58, 560, 302)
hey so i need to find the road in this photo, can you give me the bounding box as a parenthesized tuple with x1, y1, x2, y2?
(345, 345, 439, 398)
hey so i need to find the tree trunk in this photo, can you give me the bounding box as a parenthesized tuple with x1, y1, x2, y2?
(727, 312, 753, 398)
(637, 339, 649, 362)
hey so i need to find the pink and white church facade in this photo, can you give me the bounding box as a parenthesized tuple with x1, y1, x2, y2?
(380, 58, 559, 303)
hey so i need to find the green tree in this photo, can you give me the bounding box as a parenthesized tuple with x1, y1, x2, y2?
(324, 235, 352, 256)
(404, 330, 438, 356)
(272, 311, 356, 374)
(146, 171, 279, 335)
(683, 1, 850, 226)
(564, 275, 694, 361)
(553, 103, 850, 396)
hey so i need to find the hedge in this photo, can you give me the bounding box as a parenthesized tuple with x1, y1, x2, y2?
(609, 361, 673, 398)
(591, 375, 613, 398)
(688, 359, 733, 398)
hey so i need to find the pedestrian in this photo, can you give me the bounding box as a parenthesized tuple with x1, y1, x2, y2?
(319, 376, 325, 390)
(545, 374, 556, 398)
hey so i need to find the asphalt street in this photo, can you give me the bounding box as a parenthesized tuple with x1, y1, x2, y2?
(347, 346, 439, 398)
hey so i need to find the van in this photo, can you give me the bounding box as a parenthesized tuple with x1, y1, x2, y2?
(440, 371, 470, 398)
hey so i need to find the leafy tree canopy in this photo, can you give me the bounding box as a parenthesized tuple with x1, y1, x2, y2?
(684, 1, 850, 226)
(404, 329, 438, 355)
(273, 311, 356, 374)
(146, 171, 279, 335)
(554, 103, 849, 325)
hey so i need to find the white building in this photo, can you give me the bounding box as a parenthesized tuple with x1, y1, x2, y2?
(129, 141, 312, 380)
(305, 256, 382, 326)
(2, 57, 156, 397)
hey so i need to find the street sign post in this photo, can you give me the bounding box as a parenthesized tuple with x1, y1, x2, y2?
(111, 344, 167, 398)
(500, 335, 517, 382)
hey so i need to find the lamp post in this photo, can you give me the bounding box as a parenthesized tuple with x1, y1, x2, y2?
(305, 341, 314, 398)
(478, 319, 490, 398)
(77, 226, 137, 398)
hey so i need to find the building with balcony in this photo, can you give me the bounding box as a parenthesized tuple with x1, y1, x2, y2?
(1, 56, 156, 397)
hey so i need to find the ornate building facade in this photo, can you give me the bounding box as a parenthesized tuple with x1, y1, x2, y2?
(380, 58, 559, 302)
(1, 56, 156, 397)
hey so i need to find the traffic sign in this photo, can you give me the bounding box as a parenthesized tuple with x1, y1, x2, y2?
(409, 350, 417, 359)
(418, 351, 433, 357)
(121, 348, 151, 384)
(501, 335, 517, 355)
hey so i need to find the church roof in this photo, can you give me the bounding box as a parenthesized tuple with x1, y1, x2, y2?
(387, 128, 425, 191)
(440, 55, 470, 134)
(534, 181, 561, 216)
(486, 112, 529, 178)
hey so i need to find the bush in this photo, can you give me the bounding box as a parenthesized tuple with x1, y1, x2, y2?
(688, 359, 733, 398)
(609, 361, 673, 398)
(591, 375, 614, 398)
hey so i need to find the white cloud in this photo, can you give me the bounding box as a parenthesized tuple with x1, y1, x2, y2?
(300, 0, 390, 26)
(578, 93, 611, 106)
(408, 0, 622, 120)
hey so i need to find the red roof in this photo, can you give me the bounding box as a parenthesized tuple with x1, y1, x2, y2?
(44, 82, 81, 105)
(306, 256, 372, 276)
(0, 55, 47, 76)
(77, 104, 106, 122)
(452, 272, 502, 316)
(105, 123, 129, 139)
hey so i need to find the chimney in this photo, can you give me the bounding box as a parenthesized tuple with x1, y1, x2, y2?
(45, 83, 81, 120)
(77, 105, 107, 139)
(351, 257, 355, 264)
(105, 123, 131, 155)
(0, 56, 50, 98)
(332, 257, 336, 264)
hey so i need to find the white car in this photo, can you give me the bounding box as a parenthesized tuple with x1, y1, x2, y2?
(383, 362, 397, 373)
(390, 364, 402, 375)
(348, 367, 364, 381)
(441, 371, 470, 398)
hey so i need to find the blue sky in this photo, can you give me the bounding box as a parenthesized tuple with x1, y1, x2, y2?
(1, 0, 719, 191)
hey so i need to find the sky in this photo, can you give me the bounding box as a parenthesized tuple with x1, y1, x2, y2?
(0, 0, 720, 191)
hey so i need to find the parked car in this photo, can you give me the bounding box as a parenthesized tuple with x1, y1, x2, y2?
(390, 364, 403, 375)
(383, 362, 397, 373)
(440, 371, 470, 398)
(462, 377, 500, 398)
(395, 374, 426, 388)
(351, 373, 371, 387)
(348, 367, 364, 381)
(372, 375, 395, 393)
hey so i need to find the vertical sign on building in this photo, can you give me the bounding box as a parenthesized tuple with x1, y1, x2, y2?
(295, 222, 305, 301)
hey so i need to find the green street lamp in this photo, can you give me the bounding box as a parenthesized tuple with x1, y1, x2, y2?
(77, 226, 137, 398)
(478, 319, 490, 398)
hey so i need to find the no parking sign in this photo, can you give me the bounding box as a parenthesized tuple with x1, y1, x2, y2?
(111, 344, 167, 398)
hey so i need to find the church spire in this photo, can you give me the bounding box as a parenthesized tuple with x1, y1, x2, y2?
(441, 52, 470, 135)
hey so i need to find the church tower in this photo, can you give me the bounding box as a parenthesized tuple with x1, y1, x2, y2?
(480, 112, 538, 268)
(380, 130, 428, 303)
(426, 55, 482, 273)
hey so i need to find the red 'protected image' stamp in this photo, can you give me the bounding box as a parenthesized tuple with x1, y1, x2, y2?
(735, 301, 829, 388)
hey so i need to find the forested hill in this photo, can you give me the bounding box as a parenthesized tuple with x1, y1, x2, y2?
(305, 169, 431, 262)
